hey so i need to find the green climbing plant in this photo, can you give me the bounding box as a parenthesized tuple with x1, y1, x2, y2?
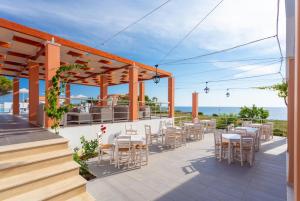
(257, 82, 288, 106)
(44, 64, 85, 134)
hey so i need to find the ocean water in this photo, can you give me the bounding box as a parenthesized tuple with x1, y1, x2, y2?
(175, 106, 287, 120)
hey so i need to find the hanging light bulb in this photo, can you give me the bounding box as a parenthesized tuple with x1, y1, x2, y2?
(153, 64, 160, 84)
(226, 88, 230, 97)
(204, 82, 209, 94)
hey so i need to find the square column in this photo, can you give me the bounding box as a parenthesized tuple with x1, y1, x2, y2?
(65, 83, 71, 105)
(168, 77, 175, 118)
(28, 62, 39, 124)
(129, 66, 138, 121)
(100, 75, 108, 106)
(139, 81, 145, 106)
(295, 0, 300, 198)
(287, 58, 295, 186)
(12, 78, 19, 115)
(45, 41, 60, 128)
(192, 92, 199, 121)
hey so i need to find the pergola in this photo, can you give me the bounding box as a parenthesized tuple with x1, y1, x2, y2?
(0, 18, 174, 128)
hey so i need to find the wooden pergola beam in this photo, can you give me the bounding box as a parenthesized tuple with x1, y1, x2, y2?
(0, 18, 172, 77)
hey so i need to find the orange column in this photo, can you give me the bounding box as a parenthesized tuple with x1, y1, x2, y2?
(192, 92, 198, 121)
(45, 41, 60, 128)
(288, 58, 295, 186)
(12, 78, 19, 115)
(139, 81, 145, 106)
(295, 1, 300, 199)
(28, 62, 39, 124)
(168, 77, 175, 118)
(65, 83, 71, 105)
(129, 66, 138, 121)
(100, 75, 108, 106)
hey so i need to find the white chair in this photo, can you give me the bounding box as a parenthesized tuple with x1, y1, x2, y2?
(213, 131, 229, 161)
(145, 124, 160, 144)
(97, 132, 114, 165)
(115, 136, 132, 168)
(233, 136, 255, 166)
(165, 127, 180, 148)
(125, 124, 138, 135)
(134, 133, 150, 166)
(262, 123, 273, 140)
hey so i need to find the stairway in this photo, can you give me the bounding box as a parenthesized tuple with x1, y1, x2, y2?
(0, 138, 95, 201)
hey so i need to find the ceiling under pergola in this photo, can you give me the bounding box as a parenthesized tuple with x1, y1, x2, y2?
(0, 18, 171, 87)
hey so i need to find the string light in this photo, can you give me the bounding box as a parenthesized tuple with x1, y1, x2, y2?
(204, 82, 209, 93)
(226, 89, 230, 97)
(153, 65, 160, 84)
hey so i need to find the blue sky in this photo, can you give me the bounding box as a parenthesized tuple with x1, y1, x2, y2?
(0, 0, 287, 107)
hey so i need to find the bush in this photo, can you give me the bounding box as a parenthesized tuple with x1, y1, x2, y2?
(73, 148, 89, 175)
(80, 136, 98, 160)
(216, 114, 238, 129)
(239, 105, 269, 120)
(198, 112, 203, 115)
(212, 113, 218, 117)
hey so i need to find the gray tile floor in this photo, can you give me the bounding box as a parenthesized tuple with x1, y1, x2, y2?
(0, 114, 60, 146)
(87, 134, 287, 201)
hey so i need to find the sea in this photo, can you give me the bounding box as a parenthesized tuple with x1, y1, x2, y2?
(175, 106, 287, 120)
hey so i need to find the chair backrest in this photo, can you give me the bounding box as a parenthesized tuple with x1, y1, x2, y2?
(145, 133, 151, 145)
(242, 121, 252, 127)
(116, 136, 131, 149)
(234, 128, 247, 136)
(125, 124, 138, 135)
(240, 135, 254, 149)
(213, 131, 222, 145)
(145, 124, 151, 135)
(227, 124, 235, 132)
(97, 132, 103, 145)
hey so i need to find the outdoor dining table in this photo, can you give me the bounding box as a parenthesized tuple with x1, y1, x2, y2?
(222, 134, 241, 164)
(113, 135, 145, 167)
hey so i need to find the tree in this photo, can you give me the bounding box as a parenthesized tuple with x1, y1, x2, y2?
(257, 82, 288, 106)
(239, 105, 269, 120)
(0, 76, 12, 96)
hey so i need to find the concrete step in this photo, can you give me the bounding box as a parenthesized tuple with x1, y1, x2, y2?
(0, 138, 68, 161)
(3, 175, 87, 201)
(66, 192, 96, 201)
(0, 149, 72, 178)
(0, 161, 79, 200)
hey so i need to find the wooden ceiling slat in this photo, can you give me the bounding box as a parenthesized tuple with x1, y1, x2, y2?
(75, 60, 88, 65)
(4, 61, 26, 67)
(1, 67, 22, 72)
(0, 41, 11, 48)
(7, 51, 31, 59)
(67, 51, 83, 57)
(12, 35, 42, 47)
(98, 59, 112, 65)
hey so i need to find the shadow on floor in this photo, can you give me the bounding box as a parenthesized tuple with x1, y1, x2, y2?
(154, 138, 287, 201)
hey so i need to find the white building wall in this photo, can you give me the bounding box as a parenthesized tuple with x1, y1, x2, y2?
(59, 118, 174, 150)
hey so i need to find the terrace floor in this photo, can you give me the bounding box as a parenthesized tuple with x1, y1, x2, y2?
(87, 134, 287, 201)
(0, 114, 60, 146)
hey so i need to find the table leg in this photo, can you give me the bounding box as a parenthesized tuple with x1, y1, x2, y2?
(228, 140, 231, 164)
